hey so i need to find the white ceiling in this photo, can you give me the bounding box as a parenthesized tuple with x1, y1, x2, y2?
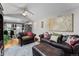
(2, 3, 79, 23)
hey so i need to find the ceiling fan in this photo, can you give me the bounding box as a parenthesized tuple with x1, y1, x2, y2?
(11, 4, 34, 16)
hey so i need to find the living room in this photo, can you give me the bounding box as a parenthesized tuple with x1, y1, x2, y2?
(0, 3, 79, 56)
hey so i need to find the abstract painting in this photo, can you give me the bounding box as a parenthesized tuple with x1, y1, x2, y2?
(47, 14, 74, 32)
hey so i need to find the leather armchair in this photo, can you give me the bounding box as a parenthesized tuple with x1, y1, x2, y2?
(17, 32, 36, 46)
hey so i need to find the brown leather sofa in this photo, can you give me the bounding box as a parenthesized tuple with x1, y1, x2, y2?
(32, 35, 79, 56)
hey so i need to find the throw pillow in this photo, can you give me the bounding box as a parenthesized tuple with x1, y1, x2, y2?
(65, 36, 79, 47)
(50, 35, 59, 42)
(27, 32, 33, 36)
(43, 32, 50, 39)
(62, 35, 69, 42)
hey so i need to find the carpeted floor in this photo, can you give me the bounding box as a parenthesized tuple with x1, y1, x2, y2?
(4, 42, 39, 56)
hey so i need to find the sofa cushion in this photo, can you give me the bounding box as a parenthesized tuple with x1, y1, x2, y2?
(41, 39, 72, 53)
(22, 36, 32, 40)
(52, 32, 61, 36)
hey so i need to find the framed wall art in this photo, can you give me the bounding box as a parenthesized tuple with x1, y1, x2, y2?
(47, 14, 74, 32)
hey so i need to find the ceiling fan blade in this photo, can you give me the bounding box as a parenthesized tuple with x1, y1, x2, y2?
(11, 4, 34, 15)
(26, 9, 34, 15)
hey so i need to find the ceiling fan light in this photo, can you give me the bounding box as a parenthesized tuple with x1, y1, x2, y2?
(22, 11, 32, 16)
(22, 11, 27, 16)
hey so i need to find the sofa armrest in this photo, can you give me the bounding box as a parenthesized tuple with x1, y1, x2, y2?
(39, 34, 44, 38)
(73, 44, 79, 55)
(33, 34, 36, 37)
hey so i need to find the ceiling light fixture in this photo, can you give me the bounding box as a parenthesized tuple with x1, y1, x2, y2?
(22, 11, 32, 16)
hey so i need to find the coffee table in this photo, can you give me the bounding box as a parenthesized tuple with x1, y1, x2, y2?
(32, 43, 64, 56)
